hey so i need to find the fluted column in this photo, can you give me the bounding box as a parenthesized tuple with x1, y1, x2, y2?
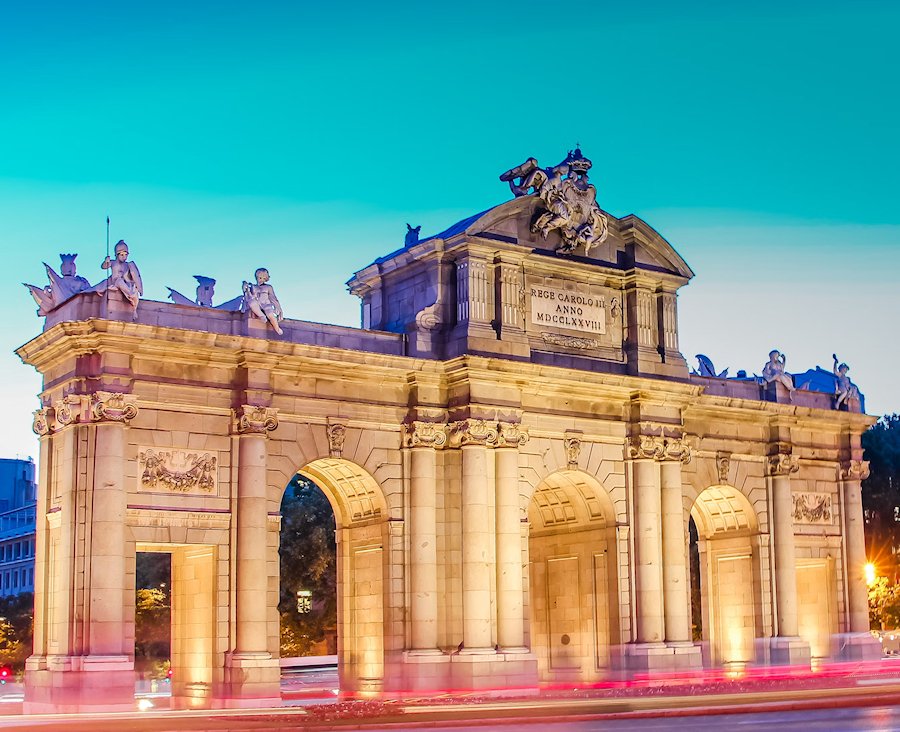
(404, 422, 446, 652)
(660, 446, 692, 643)
(628, 436, 664, 644)
(841, 460, 871, 633)
(495, 423, 528, 651)
(87, 392, 138, 658)
(769, 453, 800, 637)
(233, 406, 278, 656)
(454, 420, 498, 651)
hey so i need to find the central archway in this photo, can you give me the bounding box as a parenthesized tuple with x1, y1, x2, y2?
(527, 470, 619, 682)
(286, 458, 389, 696)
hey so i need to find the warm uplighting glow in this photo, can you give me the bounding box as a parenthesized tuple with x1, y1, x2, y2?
(865, 562, 877, 586)
(137, 698, 154, 711)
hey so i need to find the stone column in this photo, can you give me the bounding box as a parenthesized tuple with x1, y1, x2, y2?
(841, 460, 871, 633)
(660, 451, 691, 644)
(233, 406, 278, 657)
(495, 423, 528, 651)
(404, 422, 446, 652)
(629, 438, 664, 644)
(769, 453, 800, 638)
(456, 420, 497, 652)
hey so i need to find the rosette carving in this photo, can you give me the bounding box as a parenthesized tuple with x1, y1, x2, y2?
(768, 453, 800, 477)
(404, 421, 448, 448)
(90, 391, 139, 423)
(450, 419, 499, 447)
(234, 405, 278, 435)
(32, 407, 51, 436)
(497, 422, 529, 448)
(840, 459, 870, 481)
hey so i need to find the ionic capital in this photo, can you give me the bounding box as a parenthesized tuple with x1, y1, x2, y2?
(840, 459, 870, 481)
(403, 421, 448, 448)
(497, 422, 529, 448)
(768, 453, 800, 477)
(626, 434, 691, 464)
(89, 391, 139, 424)
(32, 406, 51, 436)
(449, 419, 499, 448)
(234, 405, 278, 435)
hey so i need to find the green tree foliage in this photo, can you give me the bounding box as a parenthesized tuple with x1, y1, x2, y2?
(868, 575, 900, 630)
(135, 553, 170, 677)
(862, 414, 900, 576)
(0, 592, 33, 672)
(279, 475, 336, 657)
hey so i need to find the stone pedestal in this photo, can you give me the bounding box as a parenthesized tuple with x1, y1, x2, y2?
(834, 632, 882, 662)
(768, 636, 811, 666)
(621, 642, 702, 674)
(450, 649, 538, 691)
(218, 653, 281, 708)
(24, 655, 134, 714)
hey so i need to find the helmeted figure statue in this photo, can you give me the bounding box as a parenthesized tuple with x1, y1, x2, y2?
(23, 253, 91, 315)
(242, 267, 284, 335)
(500, 148, 609, 256)
(93, 240, 143, 311)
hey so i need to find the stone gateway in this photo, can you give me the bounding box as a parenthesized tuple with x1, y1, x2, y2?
(17, 149, 876, 711)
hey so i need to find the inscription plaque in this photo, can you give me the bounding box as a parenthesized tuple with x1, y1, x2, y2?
(530, 286, 606, 335)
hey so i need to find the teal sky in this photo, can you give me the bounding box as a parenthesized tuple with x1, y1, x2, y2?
(2, 1, 898, 457)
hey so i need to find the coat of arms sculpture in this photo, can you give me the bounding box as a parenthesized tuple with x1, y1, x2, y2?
(500, 147, 609, 256)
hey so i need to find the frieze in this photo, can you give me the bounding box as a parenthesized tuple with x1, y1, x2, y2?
(540, 332, 604, 350)
(90, 391, 139, 423)
(792, 492, 833, 525)
(497, 422, 529, 448)
(840, 459, 870, 481)
(138, 448, 218, 495)
(234, 405, 278, 435)
(767, 453, 800, 477)
(449, 419, 500, 448)
(403, 421, 448, 448)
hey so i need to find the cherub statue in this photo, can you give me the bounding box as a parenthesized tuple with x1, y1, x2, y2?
(762, 349, 794, 391)
(242, 267, 284, 335)
(405, 224, 421, 247)
(832, 354, 859, 410)
(93, 240, 143, 310)
(23, 253, 91, 315)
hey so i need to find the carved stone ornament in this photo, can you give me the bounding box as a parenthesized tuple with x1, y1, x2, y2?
(500, 148, 609, 256)
(792, 492, 833, 525)
(403, 421, 448, 448)
(498, 422, 529, 448)
(716, 452, 731, 485)
(541, 332, 603, 350)
(564, 435, 581, 469)
(138, 448, 217, 495)
(32, 407, 51, 436)
(327, 423, 346, 457)
(627, 434, 691, 464)
(450, 419, 500, 447)
(90, 391, 139, 423)
(53, 395, 78, 431)
(840, 459, 870, 481)
(767, 453, 800, 477)
(234, 405, 279, 435)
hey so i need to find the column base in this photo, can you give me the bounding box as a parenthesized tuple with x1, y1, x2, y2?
(834, 632, 882, 662)
(448, 649, 538, 692)
(619, 642, 702, 674)
(25, 655, 135, 713)
(214, 652, 281, 708)
(768, 636, 811, 666)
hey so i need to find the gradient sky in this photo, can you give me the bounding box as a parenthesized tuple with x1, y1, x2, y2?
(1, 1, 898, 458)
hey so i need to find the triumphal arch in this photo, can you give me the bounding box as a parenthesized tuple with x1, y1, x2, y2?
(18, 148, 876, 711)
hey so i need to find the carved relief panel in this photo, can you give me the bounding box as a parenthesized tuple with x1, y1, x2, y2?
(138, 448, 218, 496)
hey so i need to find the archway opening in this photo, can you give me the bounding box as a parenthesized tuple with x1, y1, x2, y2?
(527, 470, 619, 683)
(135, 551, 171, 685)
(689, 485, 759, 669)
(278, 474, 337, 660)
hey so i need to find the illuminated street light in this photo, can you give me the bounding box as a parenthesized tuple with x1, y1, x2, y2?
(865, 562, 877, 586)
(296, 589, 312, 614)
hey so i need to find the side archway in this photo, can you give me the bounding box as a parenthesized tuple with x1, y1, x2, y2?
(527, 470, 619, 682)
(689, 484, 761, 669)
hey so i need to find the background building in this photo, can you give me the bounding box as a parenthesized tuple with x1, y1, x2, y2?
(0, 458, 36, 597)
